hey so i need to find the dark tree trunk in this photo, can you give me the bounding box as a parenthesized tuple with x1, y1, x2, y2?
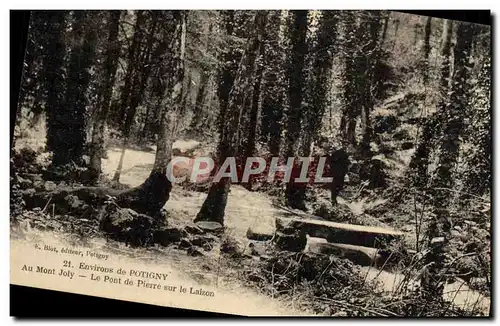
(260, 10, 286, 157)
(216, 11, 238, 139)
(243, 44, 264, 160)
(44, 12, 67, 165)
(59, 10, 98, 166)
(422, 17, 432, 84)
(339, 12, 362, 148)
(284, 10, 308, 211)
(195, 11, 269, 226)
(358, 14, 384, 159)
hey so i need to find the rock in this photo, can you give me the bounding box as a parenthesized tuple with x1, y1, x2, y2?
(153, 228, 183, 246)
(99, 206, 154, 247)
(246, 225, 274, 241)
(275, 217, 403, 249)
(195, 221, 224, 233)
(44, 181, 57, 191)
(430, 237, 445, 245)
(304, 236, 383, 267)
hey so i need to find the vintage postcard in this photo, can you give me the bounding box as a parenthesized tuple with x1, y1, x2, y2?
(10, 10, 491, 317)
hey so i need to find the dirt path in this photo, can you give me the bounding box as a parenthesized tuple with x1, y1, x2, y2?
(103, 146, 280, 243)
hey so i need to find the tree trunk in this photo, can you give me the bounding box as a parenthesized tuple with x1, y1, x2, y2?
(284, 10, 308, 211)
(195, 11, 269, 225)
(113, 12, 157, 182)
(243, 44, 264, 160)
(53, 11, 97, 167)
(422, 21, 476, 300)
(89, 10, 121, 183)
(260, 10, 286, 157)
(299, 10, 338, 158)
(152, 11, 187, 174)
(422, 17, 432, 84)
(216, 11, 238, 139)
(189, 69, 210, 132)
(44, 12, 67, 165)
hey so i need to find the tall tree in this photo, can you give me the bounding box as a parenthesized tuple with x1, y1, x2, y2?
(195, 11, 269, 226)
(17, 11, 47, 125)
(462, 50, 491, 197)
(284, 10, 308, 210)
(422, 16, 433, 84)
(409, 19, 454, 189)
(189, 69, 211, 132)
(44, 11, 67, 166)
(358, 12, 386, 159)
(299, 11, 338, 157)
(88, 10, 122, 182)
(187, 13, 217, 134)
(242, 43, 265, 161)
(339, 12, 361, 147)
(62, 11, 99, 166)
(260, 10, 287, 156)
(151, 10, 187, 174)
(113, 11, 157, 182)
(422, 21, 477, 300)
(215, 11, 250, 138)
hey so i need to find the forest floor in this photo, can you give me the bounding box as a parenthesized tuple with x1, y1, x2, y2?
(102, 142, 490, 316)
(10, 132, 491, 316)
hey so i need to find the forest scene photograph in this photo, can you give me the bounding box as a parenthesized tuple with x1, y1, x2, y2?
(10, 10, 491, 317)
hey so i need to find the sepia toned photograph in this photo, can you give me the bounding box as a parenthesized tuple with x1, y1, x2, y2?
(10, 9, 491, 317)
